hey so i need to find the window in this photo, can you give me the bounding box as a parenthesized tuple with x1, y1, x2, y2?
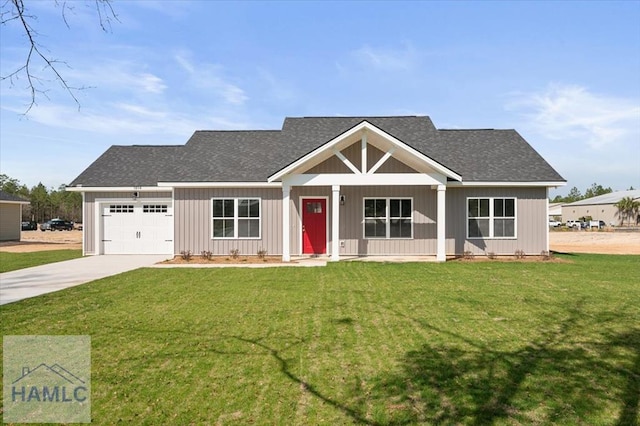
(109, 204, 134, 213)
(143, 204, 168, 213)
(212, 198, 260, 239)
(364, 198, 412, 239)
(468, 197, 516, 238)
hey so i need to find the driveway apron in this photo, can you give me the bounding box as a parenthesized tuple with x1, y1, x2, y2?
(0, 255, 168, 305)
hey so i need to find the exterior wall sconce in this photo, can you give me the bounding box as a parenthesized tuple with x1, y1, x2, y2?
(133, 191, 139, 200)
(339, 194, 346, 205)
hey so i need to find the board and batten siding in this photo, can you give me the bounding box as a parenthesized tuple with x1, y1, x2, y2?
(174, 188, 282, 256)
(445, 187, 548, 255)
(0, 203, 21, 241)
(83, 191, 172, 255)
(291, 185, 438, 256)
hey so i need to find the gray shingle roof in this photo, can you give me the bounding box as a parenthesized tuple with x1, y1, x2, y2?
(69, 116, 565, 187)
(0, 190, 29, 203)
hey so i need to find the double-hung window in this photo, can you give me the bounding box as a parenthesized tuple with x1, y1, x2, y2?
(212, 198, 260, 239)
(364, 198, 412, 239)
(467, 197, 516, 238)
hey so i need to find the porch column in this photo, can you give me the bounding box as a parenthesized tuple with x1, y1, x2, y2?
(436, 185, 446, 262)
(282, 184, 291, 262)
(331, 185, 340, 261)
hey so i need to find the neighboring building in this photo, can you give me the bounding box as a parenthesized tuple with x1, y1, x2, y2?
(562, 189, 640, 226)
(67, 116, 565, 260)
(549, 202, 563, 221)
(0, 190, 30, 241)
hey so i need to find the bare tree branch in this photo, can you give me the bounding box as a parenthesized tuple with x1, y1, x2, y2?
(0, 0, 118, 114)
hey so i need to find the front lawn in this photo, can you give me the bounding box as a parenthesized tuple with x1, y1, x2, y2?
(1, 254, 638, 425)
(0, 249, 82, 273)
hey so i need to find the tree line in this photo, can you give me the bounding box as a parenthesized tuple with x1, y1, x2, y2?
(0, 174, 81, 224)
(550, 182, 635, 204)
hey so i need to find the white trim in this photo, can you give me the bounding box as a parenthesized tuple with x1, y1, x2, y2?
(268, 121, 461, 182)
(436, 185, 446, 262)
(159, 182, 282, 188)
(362, 197, 414, 240)
(361, 131, 367, 173)
(299, 195, 330, 257)
(282, 185, 291, 262)
(81, 192, 86, 256)
(66, 186, 169, 192)
(331, 187, 340, 261)
(333, 149, 361, 175)
(448, 181, 566, 187)
(0, 200, 30, 205)
(545, 188, 550, 253)
(466, 197, 518, 240)
(284, 173, 446, 187)
(211, 197, 262, 240)
(367, 147, 396, 175)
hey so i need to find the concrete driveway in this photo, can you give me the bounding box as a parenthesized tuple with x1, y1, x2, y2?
(0, 255, 168, 306)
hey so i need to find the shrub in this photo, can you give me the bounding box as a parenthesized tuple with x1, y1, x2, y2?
(514, 249, 526, 259)
(257, 248, 267, 260)
(541, 250, 552, 261)
(463, 250, 474, 260)
(229, 248, 240, 259)
(201, 250, 213, 260)
(487, 251, 497, 260)
(180, 250, 192, 261)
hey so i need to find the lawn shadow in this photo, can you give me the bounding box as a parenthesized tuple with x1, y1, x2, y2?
(357, 303, 639, 425)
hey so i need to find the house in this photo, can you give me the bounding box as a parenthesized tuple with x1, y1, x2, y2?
(0, 190, 30, 242)
(562, 189, 640, 226)
(67, 116, 565, 261)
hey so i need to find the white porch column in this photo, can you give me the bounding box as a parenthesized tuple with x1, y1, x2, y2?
(436, 185, 446, 262)
(282, 183, 291, 262)
(331, 185, 340, 261)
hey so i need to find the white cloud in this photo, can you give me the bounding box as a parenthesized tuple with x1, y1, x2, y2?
(507, 83, 640, 150)
(352, 43, 418, 71)
(174, 53, 248, 105)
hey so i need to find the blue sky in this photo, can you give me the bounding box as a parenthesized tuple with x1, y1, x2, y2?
(1, 0, 639, 198)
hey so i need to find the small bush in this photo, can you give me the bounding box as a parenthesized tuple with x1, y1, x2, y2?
(201, 250, 213, 260)
(463, 250, 475, 260)
(229, 248, 240, 259)
(541, 250, 552, 261)
(257, 248, 267, 260)
(514, 249, 526, 259)
(180, 250, 192, 261)
(487, 252, 497, 260)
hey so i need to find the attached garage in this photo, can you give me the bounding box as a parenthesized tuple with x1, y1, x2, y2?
(100, 200, 173, 254)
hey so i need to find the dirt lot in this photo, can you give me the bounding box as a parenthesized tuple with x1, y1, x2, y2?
(0, 230, 83, 253)
(549, 230, 640, 255)
(1, 229, 639, 255)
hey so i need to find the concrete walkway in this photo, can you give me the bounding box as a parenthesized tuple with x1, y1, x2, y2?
(0, 255, 168, 306)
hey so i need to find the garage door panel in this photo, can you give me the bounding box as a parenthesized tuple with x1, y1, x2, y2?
(101, 202, 173, 255)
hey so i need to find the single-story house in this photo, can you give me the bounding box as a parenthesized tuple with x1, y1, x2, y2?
(67, 116, 565, 261)
(0, 190, 30, 241)
(562, 189, 640, 226)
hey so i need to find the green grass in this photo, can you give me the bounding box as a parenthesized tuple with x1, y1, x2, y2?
(0, 250, 82, 273)
(1, 254, 639, 425)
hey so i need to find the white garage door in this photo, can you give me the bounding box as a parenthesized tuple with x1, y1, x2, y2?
(101, 202, 173, 254)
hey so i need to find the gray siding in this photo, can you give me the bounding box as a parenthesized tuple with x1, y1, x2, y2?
(305, 142, 416, 174)
(0, 203, 21, 241)
(291, 186, 437, 256)
(83, 191, 172, 255)
(445, 187, 548, 255)
(174, 188, 282, 256)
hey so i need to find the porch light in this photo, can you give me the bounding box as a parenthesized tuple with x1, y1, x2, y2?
(340, 194, 346, 205)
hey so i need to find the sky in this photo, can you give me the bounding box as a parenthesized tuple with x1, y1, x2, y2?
(1, 1, 639, 198)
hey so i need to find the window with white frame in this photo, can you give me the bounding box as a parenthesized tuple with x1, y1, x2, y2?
(467, 197, 516, 238)
(364, 198, 413, 239)
(212, 198, 261, 239)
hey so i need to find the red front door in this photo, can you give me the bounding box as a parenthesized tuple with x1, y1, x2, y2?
(302, 198, 326, 254)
